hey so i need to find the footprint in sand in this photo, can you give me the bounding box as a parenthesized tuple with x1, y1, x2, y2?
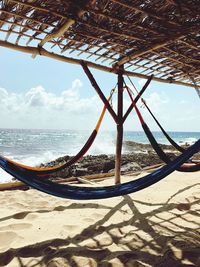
(12, 202, 28, 209)
(63, 225, 79, 231)
(91, 212, 103, 219)
(0, 231, 20, 249)
(25, 213, 38, 220)
(83, 217, 95, 223)
(59, 225, 79, 238)
(0, 223, 32, 231)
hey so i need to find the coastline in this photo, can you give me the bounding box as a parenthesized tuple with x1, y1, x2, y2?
(1, 140, 199, 184)
(38, 141, 198, 180)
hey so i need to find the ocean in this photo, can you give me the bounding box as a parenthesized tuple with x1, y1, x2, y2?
(0, 128, 199, 183)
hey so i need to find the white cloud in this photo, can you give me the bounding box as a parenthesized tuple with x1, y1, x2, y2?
(25, 86, 48, 107)
(0, 81, 199, 131)
(0, 87, 22, 112)
(0, 87, 8, 98)
(144, 92, 169, 112)
(180, 99, 187, 105)
(0, 79, 103, 129)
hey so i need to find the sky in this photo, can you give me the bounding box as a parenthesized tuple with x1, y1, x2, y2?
(0, 46, 199, 132)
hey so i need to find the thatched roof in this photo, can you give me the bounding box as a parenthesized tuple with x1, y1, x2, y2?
(0, 0, 200, 90)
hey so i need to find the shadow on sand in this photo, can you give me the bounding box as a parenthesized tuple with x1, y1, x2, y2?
(0, 183, 200, 267)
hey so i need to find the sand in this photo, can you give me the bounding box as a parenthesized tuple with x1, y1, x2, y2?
(0, 171, 199, 267)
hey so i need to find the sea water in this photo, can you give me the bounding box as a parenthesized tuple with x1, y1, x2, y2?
(0, 128, 199, 183)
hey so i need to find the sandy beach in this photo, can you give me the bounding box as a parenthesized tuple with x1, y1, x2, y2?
(0, 0, 199, 266)
(0, 170, 199, 267)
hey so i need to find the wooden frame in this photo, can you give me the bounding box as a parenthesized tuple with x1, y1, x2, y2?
(81, 63, 152, 183)
(0, 0, 199, 88)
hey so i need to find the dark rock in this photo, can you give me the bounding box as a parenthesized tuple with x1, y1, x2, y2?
(87, 163, 104, 173)
(103, 160, 115, 173)
(120, 162, 142, 174)
(39, 141, 194, 179)
(74, 167, 90, 176)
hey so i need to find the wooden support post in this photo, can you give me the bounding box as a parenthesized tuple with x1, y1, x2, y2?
(81, 62, 118, 123)
(115, 67, 124, 184)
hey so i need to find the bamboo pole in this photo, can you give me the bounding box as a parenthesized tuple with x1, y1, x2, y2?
(38, 4, 88, 48)
(115, 67, 124, 184)
(0, 40, 198, 89)
(38, 19, 75, 48)
(0, 181, 29, 191)
(0, 172, 116, 191)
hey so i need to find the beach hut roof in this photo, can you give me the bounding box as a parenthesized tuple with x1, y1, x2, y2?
(0, 0, 199, 90)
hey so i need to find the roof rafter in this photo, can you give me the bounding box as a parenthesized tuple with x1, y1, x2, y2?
(0, 0, 199, 88)
(87, 9, 164, 36)
(8, 0, 65, 19)
(38, 18, 75, 48)
(38, 1, 93, 48)
(112, 0, 179, 27)
(115, 25, 199, 66)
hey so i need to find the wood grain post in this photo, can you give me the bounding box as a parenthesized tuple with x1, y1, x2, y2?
(115, 66, 124, 184)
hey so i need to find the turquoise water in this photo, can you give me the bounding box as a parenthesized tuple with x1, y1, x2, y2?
(0, 128, 199, 158)
(0, 128, 199, 182)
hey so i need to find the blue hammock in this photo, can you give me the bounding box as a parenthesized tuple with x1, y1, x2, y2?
(0, 139, 199, 200)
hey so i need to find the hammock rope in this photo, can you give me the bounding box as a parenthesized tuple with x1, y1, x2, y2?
(126, 75, 185, 153)
(126, 86, 200, 172)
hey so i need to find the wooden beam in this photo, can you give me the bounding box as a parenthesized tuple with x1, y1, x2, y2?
(116, 25, 199, 66)
(164, 46, 200, 64)
(179, 39, 200, 51)
(112, 0, 179, 27)
(88, 9, 163, 36)
(82, 22, 143, 42)
(115, 67, 124, 184)
(0, 40, 198, 89)
(152, 50, 198, 71)
(38, 18, 75, 48)
(81, 62, 118, 123)
(9, 0, 65, 20)
(116, 36, 182, 66)
(38, 0, 91, 48)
